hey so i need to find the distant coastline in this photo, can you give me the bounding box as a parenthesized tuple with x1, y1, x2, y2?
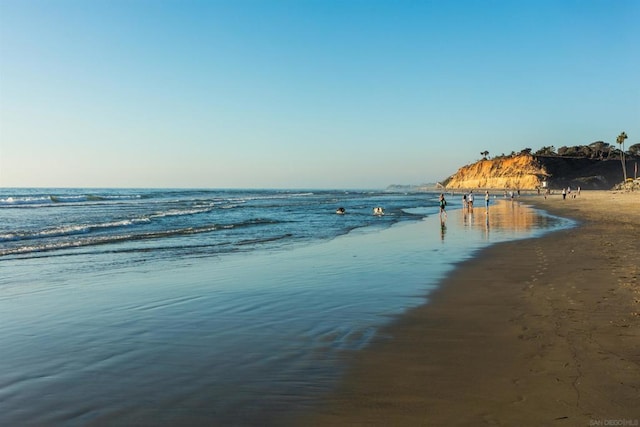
(385, 183, 440, 192)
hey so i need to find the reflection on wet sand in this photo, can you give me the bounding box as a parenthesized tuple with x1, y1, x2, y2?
(461, 199, 547, 235)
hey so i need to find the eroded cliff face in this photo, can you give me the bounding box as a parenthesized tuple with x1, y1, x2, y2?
(444, 155, 547, 190)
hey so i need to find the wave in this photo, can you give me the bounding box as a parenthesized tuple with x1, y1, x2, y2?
(0, 196, 52, 206)
(0, 204, 230, 243)
(0, 193, 143, 207)
(0, 218, 151, 242)
(224, 192, 315, 204)
(0, 218, 284, 257)
(236, 233, 294, 246)
(0, 190, 318, 208)
(149, 206, 215, 218)
(6, 233, 298, 262)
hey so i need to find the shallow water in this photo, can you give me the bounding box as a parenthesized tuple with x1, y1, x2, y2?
(0, 195, 573, 425)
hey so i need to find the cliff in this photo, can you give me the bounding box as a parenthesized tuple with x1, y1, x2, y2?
(442, 155, 636, 190)
(443, 155, 546, 190)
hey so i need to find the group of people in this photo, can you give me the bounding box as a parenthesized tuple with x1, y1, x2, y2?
(460, 190, 491, 211)
(561, 185, 581, 200)
(438, 190, 491, 218)
(504, 189, 519, 200)
(335, 206, 385, 215)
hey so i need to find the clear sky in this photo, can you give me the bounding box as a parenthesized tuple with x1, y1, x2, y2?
(1, 0, 638, 189)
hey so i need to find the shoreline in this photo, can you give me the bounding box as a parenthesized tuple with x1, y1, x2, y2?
(296, 190, 640, 425)
(2, 194, 556, 426)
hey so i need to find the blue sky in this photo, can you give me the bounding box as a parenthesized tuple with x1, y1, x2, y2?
(1, 0, 638, 189)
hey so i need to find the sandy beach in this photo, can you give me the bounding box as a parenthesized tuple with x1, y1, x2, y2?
(298, 190, 640, 426)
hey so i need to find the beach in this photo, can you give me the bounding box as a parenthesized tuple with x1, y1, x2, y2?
(0, 190, 570, 425)
(1, 189, 636, 425)
(298, 190, 640, 426)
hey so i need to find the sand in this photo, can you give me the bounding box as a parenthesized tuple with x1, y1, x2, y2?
(297, 190, 640, 426)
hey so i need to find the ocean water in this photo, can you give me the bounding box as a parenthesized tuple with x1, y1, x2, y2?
(0, 188, 430, 261)
(0, 188, 573, 425)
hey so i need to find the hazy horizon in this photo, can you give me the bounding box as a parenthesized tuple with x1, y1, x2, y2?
(1, 0, 638, 189)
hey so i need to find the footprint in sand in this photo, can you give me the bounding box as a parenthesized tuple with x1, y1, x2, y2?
(530, 244, 549, 281)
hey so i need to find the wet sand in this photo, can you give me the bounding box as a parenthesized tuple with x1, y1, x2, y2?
(298, 190, 640, 425)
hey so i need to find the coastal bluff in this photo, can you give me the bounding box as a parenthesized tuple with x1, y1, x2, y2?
(443, 155, 544, 190)
(442, 154, 635, 190)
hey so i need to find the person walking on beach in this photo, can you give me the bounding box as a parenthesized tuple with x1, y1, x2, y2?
(462, 193, 467, 210)
(562, 187, 567, 200)
(485, 190, 490, 210)
(439, 193, 447, 219)
(468, 191, 474, 210)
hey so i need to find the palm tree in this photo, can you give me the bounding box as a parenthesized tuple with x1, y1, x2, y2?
(617, 131, 628, 181)
(480, 150, 489, 159)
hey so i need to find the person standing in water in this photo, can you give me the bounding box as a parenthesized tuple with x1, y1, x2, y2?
(439, 193, 447, 218)
(485, 190, 490, 210)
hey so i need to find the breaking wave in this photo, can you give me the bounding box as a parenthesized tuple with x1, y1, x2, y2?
(0, 218, 283, 257)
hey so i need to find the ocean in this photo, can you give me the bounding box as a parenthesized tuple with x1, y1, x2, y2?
(0, 188, 573, 425)
(0, 188, 435, 261)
